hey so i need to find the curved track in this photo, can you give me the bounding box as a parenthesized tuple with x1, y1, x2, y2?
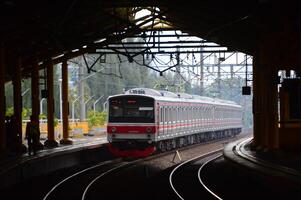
(43, 159, 124, 200)
(43, 146, 191, 200)
(169, 149, 223, 200)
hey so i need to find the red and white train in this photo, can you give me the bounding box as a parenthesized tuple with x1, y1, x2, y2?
(107, 88, 242, 157)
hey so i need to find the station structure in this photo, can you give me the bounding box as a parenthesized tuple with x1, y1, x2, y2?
(0, 0, 301, 188)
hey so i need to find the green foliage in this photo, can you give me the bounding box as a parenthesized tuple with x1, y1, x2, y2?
(22, 108, 31, 120)
(39, 113, 47, 120)
(5, 107, 31, 120)
(5, 107, 14, 117)
(54, 117, 59, 127)
(87, 110, 107, 128)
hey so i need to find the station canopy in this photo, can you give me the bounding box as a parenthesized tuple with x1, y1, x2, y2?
(0, 0, 298, 79)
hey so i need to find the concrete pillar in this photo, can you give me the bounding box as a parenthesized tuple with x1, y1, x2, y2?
(60, 60, 72, 144)
(44, 61, 58, 148)
(0, 44, 6, 154)
(31, 61, 44, 150)
(265, 65, 279, 149)
(13, 58, 26, 153)
(252, 55, 264, 148)
(253, 53, 279, 150)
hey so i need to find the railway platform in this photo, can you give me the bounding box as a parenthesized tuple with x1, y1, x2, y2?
(0, 135, 111, 189)
(223, 138, 301, 196)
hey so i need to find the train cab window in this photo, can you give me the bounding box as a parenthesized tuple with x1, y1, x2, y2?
(109, 96, 154, 123)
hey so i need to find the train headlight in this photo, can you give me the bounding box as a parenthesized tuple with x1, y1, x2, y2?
(146, 127, 152, 133)
(111, 127, 117, 133)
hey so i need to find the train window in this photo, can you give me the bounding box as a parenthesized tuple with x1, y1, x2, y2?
(160, 107, 163, 123)
(164, 107, 167, 124)
(109, 96, 154, 123)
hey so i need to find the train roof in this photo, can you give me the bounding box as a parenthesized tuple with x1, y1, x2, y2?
(109, 88, 241, 108)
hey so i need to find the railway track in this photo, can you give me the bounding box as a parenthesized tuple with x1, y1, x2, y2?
(43, 144, 198, 200)
(0, 133, 252, 200)
(42, 134, 247, 200)
(169, 149, 223, 200)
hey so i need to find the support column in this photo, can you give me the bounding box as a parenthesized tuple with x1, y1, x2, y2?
(31, 61, 44, 150)
(44, 61, 58, 147)
(252, 55, 264, 148)
(0, 44, 6, 155)
(60, 60, 72, 144)
(265, 65, 279, 149)
(252, 54, 269, 149)
(13, 58, 26, 153)
(253, 56, 261, 147)
(253, 53, 279, 150)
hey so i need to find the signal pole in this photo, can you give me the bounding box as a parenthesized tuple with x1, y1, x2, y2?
(78, 58, 85, 121)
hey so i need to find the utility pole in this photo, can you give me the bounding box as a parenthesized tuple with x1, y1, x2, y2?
(84, 95, 94, 118)
(175, 50, 181, 92)
(71, 95, 82, 122)
(217, 54, 221, 98)
(93, 95, 104, 116)
(200, 48, 204, 95)
(40, 98, 46, 116)
(78, 57, 85, 121)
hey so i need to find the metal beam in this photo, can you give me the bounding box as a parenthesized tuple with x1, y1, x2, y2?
(101, 45, 224, 49)
(91, 50, 232, 54)
(107, 41, 212, 45)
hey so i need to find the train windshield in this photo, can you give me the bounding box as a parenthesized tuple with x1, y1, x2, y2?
(109, 96, 154, 123)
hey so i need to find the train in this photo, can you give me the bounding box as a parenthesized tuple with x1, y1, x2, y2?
(106, 88, 243, 157)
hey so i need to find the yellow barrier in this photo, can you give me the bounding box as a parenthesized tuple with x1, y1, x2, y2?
(22, 122, 106, 140)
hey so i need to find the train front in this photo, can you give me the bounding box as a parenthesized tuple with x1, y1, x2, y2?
(107, 94, 156, 158)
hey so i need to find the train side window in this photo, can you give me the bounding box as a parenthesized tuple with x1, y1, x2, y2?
(172, 106, 174, 123)
(163, 107, 166, 125)
(171, 107, 173, 124)
(169, 107, 171, 123)
(184, 107, 187, 123)
(172, 106, 175, 123)
(182, 107, 184, 122)
(179, 107, 182, 122)
(177, 106, 179, 123)
(197, 106, 200, 121)
(160, 106, 163, 123)
(186, 106, 189, 123)
(165, 106, 168, 124)
(166, 107, 168, 123)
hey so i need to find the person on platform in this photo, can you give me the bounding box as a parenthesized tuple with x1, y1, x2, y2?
(25, 116, 40, 155)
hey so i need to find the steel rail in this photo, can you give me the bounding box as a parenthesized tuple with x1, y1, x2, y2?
(81, 162, 131, 200)
(198, 154, 223, 200)
(80, 147, 188, 200)
(235, 138, 301, 178)
(169, 148, 223, 200)
(42, 158, 122, 200)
